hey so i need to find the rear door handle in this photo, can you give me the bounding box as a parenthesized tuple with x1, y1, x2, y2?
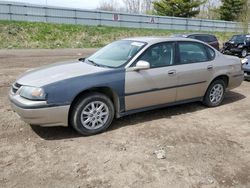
(168, 70, 176, 75)
(207, 65, 213, 70)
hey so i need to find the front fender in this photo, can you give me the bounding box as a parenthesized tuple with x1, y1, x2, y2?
(43, 68, 126, 109)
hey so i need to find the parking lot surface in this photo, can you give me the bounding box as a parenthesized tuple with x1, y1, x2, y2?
(0, 49, 250, 188)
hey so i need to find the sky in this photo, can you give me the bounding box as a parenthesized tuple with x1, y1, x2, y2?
(0, 0, 104, 9)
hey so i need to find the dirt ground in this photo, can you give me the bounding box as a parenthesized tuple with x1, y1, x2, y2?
(0, 49, 250, 188)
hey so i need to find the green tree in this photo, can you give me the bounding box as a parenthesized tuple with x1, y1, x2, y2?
(238, 0, 250, 33)
(153, 0, 205, 18)
(219, 0, 245, 21)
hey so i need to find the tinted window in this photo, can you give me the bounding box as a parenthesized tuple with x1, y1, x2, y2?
(138, 42, 174, 68)
(195, 35, 208, 42)
(188, 35, 196, 39)
(209, 35, 217, 41)
(178, 42, 208, 64)
(191, 35, 217, 43)
(230, 35, 246, 43)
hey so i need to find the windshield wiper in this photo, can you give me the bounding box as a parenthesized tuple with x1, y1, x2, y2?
(79, 58, 100, 67)
(87, 59, 112, 68)
(87, 59, 101, 67)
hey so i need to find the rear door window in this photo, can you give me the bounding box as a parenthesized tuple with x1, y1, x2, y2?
(178, 42, 209, 64)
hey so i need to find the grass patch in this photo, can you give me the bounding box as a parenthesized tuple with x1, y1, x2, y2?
(0, 20, 236, 49)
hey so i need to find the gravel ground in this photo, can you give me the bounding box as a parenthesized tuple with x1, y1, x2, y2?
(0, 49, 250, 188)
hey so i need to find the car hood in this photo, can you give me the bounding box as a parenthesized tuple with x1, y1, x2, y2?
(16, 60, 110, 87)
(225, 41, 244, 46)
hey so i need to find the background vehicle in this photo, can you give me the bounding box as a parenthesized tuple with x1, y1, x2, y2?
(173, 33, 220, 50)
(221, 34, 250, 57)
(9, 37, 243, 135)
(242, 56, 250, 80)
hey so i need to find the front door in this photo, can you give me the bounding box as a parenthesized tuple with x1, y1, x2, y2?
(124, 42, 178, 111)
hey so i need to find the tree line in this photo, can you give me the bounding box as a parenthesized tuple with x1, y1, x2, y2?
(98, 0, 250, 23)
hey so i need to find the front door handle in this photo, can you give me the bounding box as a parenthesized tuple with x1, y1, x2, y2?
(168, 70, 176, 75)
(207, 65, 213, 70)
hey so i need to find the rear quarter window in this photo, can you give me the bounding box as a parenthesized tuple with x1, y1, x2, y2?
(205, 46, 216, 60)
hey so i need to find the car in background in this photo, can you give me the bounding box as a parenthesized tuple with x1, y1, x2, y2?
(173, 33, 220, 50)
(221, 34, 250, 58)
(242, 56, 250, 80)
(9, 37, 243, 135)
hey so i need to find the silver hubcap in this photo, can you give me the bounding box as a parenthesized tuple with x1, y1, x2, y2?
(80, 101, 109, 130)
(209, 84, 223, 104)
(242, 50, 247, 57)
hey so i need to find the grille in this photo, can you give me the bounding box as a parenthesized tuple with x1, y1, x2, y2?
(225, 42, 238, 48)
(11, 82, 22, 94)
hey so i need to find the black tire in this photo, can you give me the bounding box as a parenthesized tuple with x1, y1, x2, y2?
(241, 48, 248, 58)
(70, 92, 114, 135)
(203, 79, 226, 107)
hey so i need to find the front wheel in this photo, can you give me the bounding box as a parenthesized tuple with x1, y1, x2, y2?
(203, 79, 226, 107)
(70, 92, 115, 135)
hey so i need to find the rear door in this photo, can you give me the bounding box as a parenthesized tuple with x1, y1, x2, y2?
(174, 41, 215, 101)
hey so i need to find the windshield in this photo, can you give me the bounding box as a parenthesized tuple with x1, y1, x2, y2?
(87, 40, 146, 68)
(230, 35, 246, 43)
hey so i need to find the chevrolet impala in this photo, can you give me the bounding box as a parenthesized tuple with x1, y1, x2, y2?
(9, 37, 244, 135)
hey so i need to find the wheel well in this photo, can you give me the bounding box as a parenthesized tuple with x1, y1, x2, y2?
(211, 75, 229, 87)
(68, 87, 120, 126)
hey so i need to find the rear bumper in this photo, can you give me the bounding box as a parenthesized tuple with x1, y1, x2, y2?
(9, 92, 70, 127)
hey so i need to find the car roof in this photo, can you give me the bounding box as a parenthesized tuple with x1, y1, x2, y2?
(173, 33, 216, 37)
(122, 36, 204, 45)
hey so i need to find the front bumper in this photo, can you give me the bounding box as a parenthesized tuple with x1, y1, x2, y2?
(242, 64, 250, 80)
(229, 48, 242, 53)
(9, 92, 70, 127)
(244, 72, 250, 80)
(223, 47, 242, 54)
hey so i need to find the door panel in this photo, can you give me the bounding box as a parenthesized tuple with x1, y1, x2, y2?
(175, 63, 212, 101)
(175, 42, 214, 101)
(125, 67, 177, 111)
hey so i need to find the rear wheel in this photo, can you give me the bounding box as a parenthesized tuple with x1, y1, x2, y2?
(203, 79, 226, 107)
(70, 92, 114, 135)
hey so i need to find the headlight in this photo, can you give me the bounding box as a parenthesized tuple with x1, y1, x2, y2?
(238, 44, 244, 48)
(19, 86, 47, 100)
(241, 58, 248, 64)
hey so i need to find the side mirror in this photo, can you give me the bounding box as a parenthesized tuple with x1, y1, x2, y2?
(78, 57, 86, 62)
(133, 60, 150, 71)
